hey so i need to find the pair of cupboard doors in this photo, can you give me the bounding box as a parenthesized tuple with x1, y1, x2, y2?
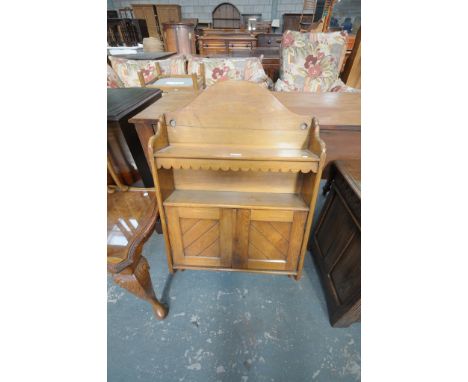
(165, 206, 308, 273)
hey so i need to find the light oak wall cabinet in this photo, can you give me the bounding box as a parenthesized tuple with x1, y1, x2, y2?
(148, 81, 326, 280)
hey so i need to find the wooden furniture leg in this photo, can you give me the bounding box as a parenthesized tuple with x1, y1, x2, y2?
(107, 154, 129, 192)
(113, 256, 168, 319)
(108, 196, 168, 319)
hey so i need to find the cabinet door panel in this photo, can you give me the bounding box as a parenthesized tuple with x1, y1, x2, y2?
(235, 209, 307, 271)
(166, 206, 233, 267)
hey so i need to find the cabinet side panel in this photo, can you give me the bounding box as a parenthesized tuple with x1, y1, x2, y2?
(165, 207, 184, 265)
(286, 211, 308, 271)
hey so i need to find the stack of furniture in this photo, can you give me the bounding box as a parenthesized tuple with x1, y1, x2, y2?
(311, 159, 360, 327)
(107, 18, 148, 46)
(148, 81, 326, 280)
(131, 4, 181, 45)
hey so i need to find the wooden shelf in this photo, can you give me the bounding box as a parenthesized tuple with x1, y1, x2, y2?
(154, 145, 319, 173)
(155, 145, 319, 161)
(163, 190, 309, 211)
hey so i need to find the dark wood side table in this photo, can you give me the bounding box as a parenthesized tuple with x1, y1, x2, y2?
(107, 88, 162, 187)
(311, 160, 361, 327)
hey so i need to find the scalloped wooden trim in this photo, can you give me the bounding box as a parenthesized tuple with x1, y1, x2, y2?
(155, 158, 318, 173)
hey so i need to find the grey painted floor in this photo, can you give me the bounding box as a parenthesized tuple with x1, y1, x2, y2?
(108, 184, 361, 381)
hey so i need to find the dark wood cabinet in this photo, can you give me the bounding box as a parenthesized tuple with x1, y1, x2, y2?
(257, 33, 282, 48)
(311, 160, 360, 327)
(107, 18, 149, 47)
(251, 47, 280, 82)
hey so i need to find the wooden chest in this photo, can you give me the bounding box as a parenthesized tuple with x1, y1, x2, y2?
(198, 34, 257, 56)
(311, 160, 361, 327)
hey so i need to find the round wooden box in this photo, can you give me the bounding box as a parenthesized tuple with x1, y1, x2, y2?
(163, 22, 196, 54)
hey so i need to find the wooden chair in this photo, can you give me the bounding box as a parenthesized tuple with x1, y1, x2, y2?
(322, 0, 337, 32)
(299, 0, 337, 33)
(341, 27, 361, 89)
(299, 0, 318, 32)
(107, 190, 167, 319)
(138, 61, 205, 92)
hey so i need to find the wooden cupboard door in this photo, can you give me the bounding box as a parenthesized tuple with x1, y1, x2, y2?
(234, 209, 307, 272)
(166, 206, 234, 267)
(133, 5, 159, 38)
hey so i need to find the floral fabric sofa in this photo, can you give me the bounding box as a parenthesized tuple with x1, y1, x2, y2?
(186, 55, 271, 89)
(107, 54, 271, 89)
(274, 30, 358, 93)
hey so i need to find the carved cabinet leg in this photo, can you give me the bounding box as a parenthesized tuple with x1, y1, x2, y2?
(113, 256, 168, 320)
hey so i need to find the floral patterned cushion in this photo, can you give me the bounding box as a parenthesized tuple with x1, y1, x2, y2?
(187, 56, 270, 88)
(107, 64, 124, 88)
(108, 55, 186, 87)
(156, 55, 186, 76)
(275, 31, 348, 92)
(329, 78, 360, 93)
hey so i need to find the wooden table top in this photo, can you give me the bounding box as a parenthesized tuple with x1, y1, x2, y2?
(107, 191, 155, 262)
(107, 88, 162, 121)
(335, 159, 361, 196)
(130, 90, 361, 126)
(108, 51, 176, 60)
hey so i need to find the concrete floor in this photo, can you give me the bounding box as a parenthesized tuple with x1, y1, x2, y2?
(108, 184, 361, 381)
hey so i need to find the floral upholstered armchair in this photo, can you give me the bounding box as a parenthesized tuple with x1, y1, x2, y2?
(108, 55, 186, 88)
(274, 31, 358, 93)
(187, 56, 272, 89)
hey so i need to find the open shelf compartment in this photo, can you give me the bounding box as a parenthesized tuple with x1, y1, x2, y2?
(163, 190, 309, 211)
(154, 145, 319, 173)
